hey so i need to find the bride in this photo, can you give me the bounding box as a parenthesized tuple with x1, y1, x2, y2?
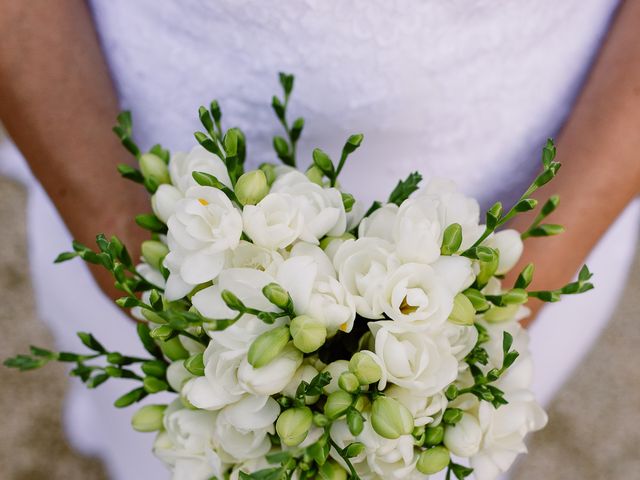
(1, 1, 639, 479)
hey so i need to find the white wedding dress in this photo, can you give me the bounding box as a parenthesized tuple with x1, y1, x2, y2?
(1, 1, 638, 479)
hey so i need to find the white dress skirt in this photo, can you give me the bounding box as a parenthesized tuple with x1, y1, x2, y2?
(1, 0, 638, 478)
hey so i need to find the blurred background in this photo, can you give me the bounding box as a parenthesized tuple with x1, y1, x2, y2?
(0, 171, 638, 479)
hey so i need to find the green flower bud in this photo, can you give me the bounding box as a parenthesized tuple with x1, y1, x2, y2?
(235, 170, 269, 206)
(442, 408, 463, 425)
(338, 371, 360, 393)
(276, 407, 313, 447)
(501, 288, 528, 305)
(306, 165, 325, 186)
(424, 425, 445, 447)
(319, 233, 356, 251)
(371, 397, 414, 439)
(259, 163, 276, 185)
(463, 288, 490, 312)
(447, 293, 475, 326)
(319, 460, 348, 480)
(139, 153, 170, 185)
(141, 240, 169, 270)
(349, 351, 382, 385)
(143, 376, 168, 393)
(347, 408, 364, 436)
(417, 446, 450, 475)
(344, 442, 365, 458)
(476, 247, 499, 287)
(183, 353, 204, 376)
(220, 290, 245, 311)
(484, 304, 519, 323)
(141, 308, 165, 324)
(322, 360, 350, 394)
(262, 282, 293, 312)
(160, 336, 189, 361)
(290, 315, 327, 353)
(313, 412, 330, 427)
(353, 395, 370, 412)
(247, 326, 290, 368)
(131, 404, 166, 432)
(324, 391, 353, 419)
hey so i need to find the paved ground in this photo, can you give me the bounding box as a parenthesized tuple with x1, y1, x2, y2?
(0, 175, 638, 480)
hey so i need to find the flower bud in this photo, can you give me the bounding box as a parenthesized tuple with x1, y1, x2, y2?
(183, 353, 204, 376)
(347, 408, 364, 436)
(484, 304, 519, 323)
(322, 360, 350, 394)
(319, 460, 348, 480)
(262, 283, 293, 312)
(290, 315, 327, 354)
(349, 351, 382, 385)
(276, 407, 313, 447)
(353, 395, 370, 413)
(259, 163, 276, 185)
(131, 404, 166, 432)
(319, 233, 355, 251)
(338, 371, 360, 393)
(235, 170, 269, 206)
(166, 361, 193, 392)
(160, 336, 189, 361)
(417, 446, 450, 475)
(424, 425, 445, 447)
(371, 397, 414, 439)
(141, 240, 169, 270)
(447, 293, 475, 326)
(247, 326, 290, 368)
(139, 153, 171, 185)
(443, 413, 482, 457)
(306, 165, 325, 186)
(476, 248, 499, 287)
(324, 391, 353, 419)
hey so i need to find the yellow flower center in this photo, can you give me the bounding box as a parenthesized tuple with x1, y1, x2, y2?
(198, 198, 209, 206)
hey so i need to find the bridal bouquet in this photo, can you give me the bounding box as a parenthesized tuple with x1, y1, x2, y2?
(6, 74, 593, 480)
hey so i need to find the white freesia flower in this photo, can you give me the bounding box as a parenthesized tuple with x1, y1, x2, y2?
(242, 193, 304, 249)
(271, 171, 347, 243)
(169, 146, 231, 193)
(443, 323, 479, 365)
(393, 196, 442, 264)
(289, 242, 336, 279)
(153, 400, 225, 480)
(370, 322, 458, 396)
(166, 361, 194, 393)
(443, 412, 483, 457)
(321, 360, 350, 394)
(305, 275, 356, 336)
(358, 204, 398, 242)
(164, 186, 242, 300)
(229, 240, 283, 276)
(381, 263, 456, 329)
(136, 262, 167, 289)
(471, 391, 547, 480)
(346, 199, 367, 232)
(333, 238, 398, 319)
(484, 229, 524, 275)
(214, 395, 279, 462)
(152, 184, 183, 223)
(282, 363, 320, 401)
(386, 386, 448, 427)
(238, 343, 303, 396)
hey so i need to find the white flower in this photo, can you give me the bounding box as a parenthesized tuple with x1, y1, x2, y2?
(305, 276, 356, 336)
(153, 400, 225, 480)
(229, 240, 284, 276)
(214, 395, 279, 462)
(164, 186, 242, 300)
(381, 263, 457, 329)
(321, 360, 350, 394)
(358, 204, 398, 242)
(443, 412, 483, 457)
(289, 242, 336, 279)
(237, 343, 303, 396)
(386, 386, 448, 427)
(471, 391, 547, 480)
(242, 193, 304, 249)
(166, 360, 194, 393)
(152, 184, 183, 223)
(370, 322, 458, 396)
(136, 262, 166, 289)
(271, 171, 346, 243)
(484, 229, 523, 275)
(169, 146, 231, 193)
(282, 363, 320, 402)
(333, 238, 398, 319)
(443, 323, 479, 366)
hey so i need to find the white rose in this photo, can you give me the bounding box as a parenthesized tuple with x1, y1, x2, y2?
(169, 145, 231, 193)
(484, 229, 523, 275)
(271, 171, 346, 243)
(153, 400, 225, 480)
(164, 186, 242, 300)
(333, 238, 399, 319)
(443, 412, 483, 457)
(471, 390, 547, 480)
(370, 322, 458, 396)
(358, 204, 398, 242)
(152, 184, 183, 223)
(381, 263, 456, 329)
(237, 343, 303, 396)
(183, 315, 279, 410)
(242, 193, 304, 249)
(386, 386, 448, 427)
(214, 395, 279, 462)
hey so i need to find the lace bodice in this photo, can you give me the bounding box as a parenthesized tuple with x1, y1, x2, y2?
(90, 0, 619, 207)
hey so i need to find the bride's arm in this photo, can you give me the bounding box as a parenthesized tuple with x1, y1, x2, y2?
(507, 0, 640, 325)
(0, 0, 148, 302)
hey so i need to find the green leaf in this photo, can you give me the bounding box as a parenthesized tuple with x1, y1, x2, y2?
(388, 172, 422, 206)
(514, 263, 535, 289)
(486, 202, 503, 230)
(117, 164, 144, 183)
(526, 224, 564, 237)
(77, 332, 106, 353)
(279, 72, 295, 96)
(4, 354, 48, 371)
(199, 106, 214, 135)
(502, 332, 513, 355)
(541, 138, 556, 167)
(193, 131, 221, 155)
(137, 323, 163, 360)
(305, 371, 332, 397)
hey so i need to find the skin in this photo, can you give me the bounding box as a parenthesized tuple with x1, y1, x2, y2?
(1, 1, 639, 324)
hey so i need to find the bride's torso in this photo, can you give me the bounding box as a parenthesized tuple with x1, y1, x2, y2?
(89, 0, 619, 207)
